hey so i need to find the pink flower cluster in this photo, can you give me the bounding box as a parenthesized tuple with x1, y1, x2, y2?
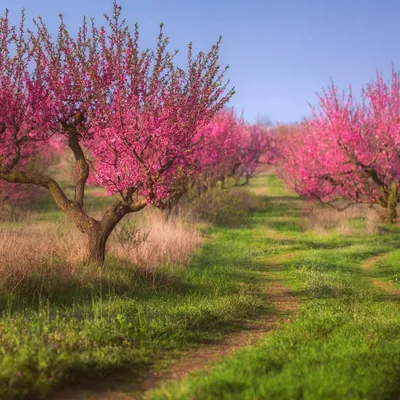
(2, 4, 267, 208)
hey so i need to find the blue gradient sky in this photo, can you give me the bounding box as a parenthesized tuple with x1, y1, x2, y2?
(3, 0, 400, 123)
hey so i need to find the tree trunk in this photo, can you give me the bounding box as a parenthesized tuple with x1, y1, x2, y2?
(86, 216, 122, 265)
(384, 182, 398, 223)
(0, 131, 147, 266)
(85, 199, 146, 265)
(87, 230, 108, 265)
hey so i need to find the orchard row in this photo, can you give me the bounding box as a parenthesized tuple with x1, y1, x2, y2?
(1, 2, 399, 263)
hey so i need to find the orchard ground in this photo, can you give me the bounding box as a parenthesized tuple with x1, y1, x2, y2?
(2, 173, 400, 399)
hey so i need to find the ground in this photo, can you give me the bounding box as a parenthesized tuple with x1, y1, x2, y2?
(1, 173, 400, 399)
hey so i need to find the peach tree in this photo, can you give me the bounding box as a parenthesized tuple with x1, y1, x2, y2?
(0, 4, 234, 263)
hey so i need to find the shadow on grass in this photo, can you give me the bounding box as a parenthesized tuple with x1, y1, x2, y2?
(13, 174, 400, 399)
(50, 297, 284, 400)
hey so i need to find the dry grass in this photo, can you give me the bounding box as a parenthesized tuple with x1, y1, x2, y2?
(0, 223, 85, 294)
(111, 207, 203, 271)
(0, 207, 202, 295)
(304, 204, 382, 234)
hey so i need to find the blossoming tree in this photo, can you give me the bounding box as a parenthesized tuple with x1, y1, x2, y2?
(280, 71, 400, 222)
(0, 4, 234, 262)
(194, 110, 276, 188)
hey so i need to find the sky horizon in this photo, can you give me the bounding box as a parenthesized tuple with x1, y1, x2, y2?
(3, 0, 400, 124)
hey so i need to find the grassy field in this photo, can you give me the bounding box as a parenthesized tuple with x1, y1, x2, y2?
(149, 175, 400, 400)
(2, 174, 400, 399)
(0, 181, 272, 399)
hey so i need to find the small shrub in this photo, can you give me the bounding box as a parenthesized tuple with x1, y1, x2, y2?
(187, 182, 260, 224)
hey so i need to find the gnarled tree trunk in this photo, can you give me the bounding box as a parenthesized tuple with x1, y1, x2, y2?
(0, 121, 149, 266)
(0, 156, 147, 266)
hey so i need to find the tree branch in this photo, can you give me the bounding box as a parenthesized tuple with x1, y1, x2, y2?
(99, 196, 147, 241)
(0, 163, 98, 233)
(61, 112, 89, 209)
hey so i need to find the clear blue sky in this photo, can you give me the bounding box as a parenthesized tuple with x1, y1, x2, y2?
(4, 0, 400, 123)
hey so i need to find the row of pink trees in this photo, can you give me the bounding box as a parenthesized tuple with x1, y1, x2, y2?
(0, 3, 235, 263)
(0, 3, 276, 262)
(193, 109, 276, 189)
(279, 71, 400, 222)
(93, 106, 276, 215)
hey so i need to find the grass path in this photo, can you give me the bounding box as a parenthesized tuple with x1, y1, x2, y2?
(361, 254, 400, 297)
(147, 175, 400, 400)
(4, 173, 400, 399)
(63, 276, 299, 400)
(54, 178, 301, 400)
(136, 278, 299, 399)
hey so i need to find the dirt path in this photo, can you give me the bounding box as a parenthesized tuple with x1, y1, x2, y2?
(360, 254, 400, 297)
(55, 263, 300, 400)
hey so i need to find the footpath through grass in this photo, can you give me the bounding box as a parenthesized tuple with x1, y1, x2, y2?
(150, 175, 400, 400)
(4, 174, 400, 399)
(0, 180, 273, 399)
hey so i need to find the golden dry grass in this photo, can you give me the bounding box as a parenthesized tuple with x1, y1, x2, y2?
(111, 207, 203, 271)
(303, 204, 382, 234)
(0, 207, 202, 293)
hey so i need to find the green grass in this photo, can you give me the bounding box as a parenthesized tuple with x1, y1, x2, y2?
(149, 174, 400, 400)
(4, 173, 400, 399)
(0, 185, 272, 399)
(376, 250, 400, 286)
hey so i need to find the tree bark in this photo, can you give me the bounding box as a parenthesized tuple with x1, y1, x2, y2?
(86, 198, 147, 264)
(384, 182, 398, 223)
(88, 229, 108, 264)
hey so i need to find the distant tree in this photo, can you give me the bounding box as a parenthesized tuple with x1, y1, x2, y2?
(195, 110, 276, 188)
(238, 121, 277, 184)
